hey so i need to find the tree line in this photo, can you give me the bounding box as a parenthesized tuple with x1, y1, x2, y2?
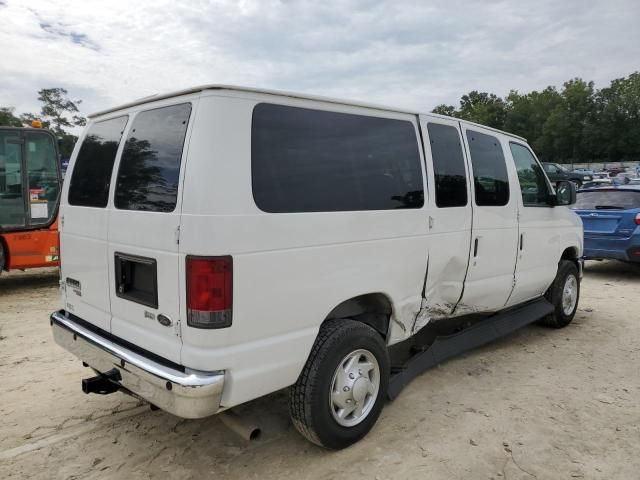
(0, 88, 85, 157)
(2, 73, 640, 163)
(433, 71, 640, 165)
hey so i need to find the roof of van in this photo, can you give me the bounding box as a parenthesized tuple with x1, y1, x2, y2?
(88, 84, 527, 142)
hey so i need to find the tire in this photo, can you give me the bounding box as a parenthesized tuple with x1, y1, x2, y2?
(289, 319, 389, 450)
(542, 260, 580, 328)
(0, 241, 5, 272)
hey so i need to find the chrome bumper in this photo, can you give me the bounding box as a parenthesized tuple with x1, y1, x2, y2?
(51, 311, 225, 419)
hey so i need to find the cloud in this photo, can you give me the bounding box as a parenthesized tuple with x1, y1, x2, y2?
(0, 0, 638, 119)
(37, 18, 100, 51)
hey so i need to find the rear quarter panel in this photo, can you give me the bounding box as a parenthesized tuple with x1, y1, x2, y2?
(178, 92, 429, 407)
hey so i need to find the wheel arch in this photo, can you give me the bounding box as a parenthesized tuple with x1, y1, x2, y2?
(561, 245, 580, 265)
(323, 293, 393, 340)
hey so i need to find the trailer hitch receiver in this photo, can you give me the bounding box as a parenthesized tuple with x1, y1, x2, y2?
(82, 368, 121, 395)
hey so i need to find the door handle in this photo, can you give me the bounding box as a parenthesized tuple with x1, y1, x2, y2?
(428, 216, 434, 230)
(473, 237, 479, 257)
(520, 233, 524, 251)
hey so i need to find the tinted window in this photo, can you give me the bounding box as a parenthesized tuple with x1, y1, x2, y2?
(467, 130, 509, 206)
(69, 116, 128, 207)
(0, 130, 26, 228)
(25, 132, 60, 225)
(252, 103, 424, 213)
(509, 143, 549, 206)
(115, 103, 191, 212)
(427, 123, 467, 208)
(574, 190, 640, 210)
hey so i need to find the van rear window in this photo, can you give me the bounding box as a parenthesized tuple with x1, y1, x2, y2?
(68, 116, 128, 208)
(251, 103, 424, 213)
(114, 103, 191, 213)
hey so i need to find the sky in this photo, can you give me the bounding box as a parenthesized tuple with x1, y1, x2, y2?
(0, 0, 639, 120)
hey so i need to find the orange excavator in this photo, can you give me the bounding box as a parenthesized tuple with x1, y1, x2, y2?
(0, 121, 61, 273)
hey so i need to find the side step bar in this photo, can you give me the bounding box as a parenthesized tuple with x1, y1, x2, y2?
(387, 297, 554, 400)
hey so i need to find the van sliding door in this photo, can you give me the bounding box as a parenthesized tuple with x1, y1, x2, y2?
(418, 115, 472, 321)
(457, 127, 519, 313)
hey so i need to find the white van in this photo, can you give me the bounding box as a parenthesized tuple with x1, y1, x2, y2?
(51, 85, 583, 449)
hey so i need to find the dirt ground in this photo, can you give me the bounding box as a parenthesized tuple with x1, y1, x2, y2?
(1, 262, 639, 480)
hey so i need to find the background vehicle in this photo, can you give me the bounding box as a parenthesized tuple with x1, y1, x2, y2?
(607, 166, 626, 177)
(0, 125, 61, 272)
(542, 162, 592, 187)
(580, 179, 613, 189)
(615, 171, 639, 184)
(573, 185, 640, 263)
(573, 167, 594, 175)
(51, 85, 582, 449)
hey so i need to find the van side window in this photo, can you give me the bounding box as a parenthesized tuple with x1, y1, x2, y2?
(115, 103, 191, 213)
(68, 116, 128, 208)
(427, 123, 467, 208)
(252, 103, 424, 213)
(509, 143, 550, 206)
(466, 130, 509, 206)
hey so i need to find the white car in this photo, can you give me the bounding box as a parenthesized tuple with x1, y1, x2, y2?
(51, 85, 583, 449)
(616, 171, 640, 183)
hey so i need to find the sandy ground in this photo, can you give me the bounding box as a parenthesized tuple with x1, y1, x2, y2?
(1, 262, 639, 480)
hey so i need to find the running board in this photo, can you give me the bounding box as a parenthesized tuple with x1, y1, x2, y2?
(387, 298, 554, 400)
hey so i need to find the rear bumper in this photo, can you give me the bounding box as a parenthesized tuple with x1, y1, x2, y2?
(584, 235, 640, 262)
(50, 311, 225, 418)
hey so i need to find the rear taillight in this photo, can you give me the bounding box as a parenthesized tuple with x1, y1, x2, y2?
(186, 256, 232, 329)
(635, 213, 640, 225)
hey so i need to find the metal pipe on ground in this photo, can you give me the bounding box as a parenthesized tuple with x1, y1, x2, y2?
(219, 410, 261, 441)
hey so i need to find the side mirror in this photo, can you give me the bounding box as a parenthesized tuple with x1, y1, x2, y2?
(551, 180, 576, 206)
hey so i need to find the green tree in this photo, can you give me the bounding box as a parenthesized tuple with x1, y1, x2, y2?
(504, 87, 564, 162)
(0, 107, 23, 127)
(30, 87, 86, 136)
(457, 91, 507, 129)
(588, 72, 640, 162)
(527, 79, 595, 164)
(432, 104, 458, 117)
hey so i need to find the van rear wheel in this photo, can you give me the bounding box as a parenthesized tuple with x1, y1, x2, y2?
(0, 242, 5, 272)
(289, 319, 389, 449)
(542, 260, 580, 328)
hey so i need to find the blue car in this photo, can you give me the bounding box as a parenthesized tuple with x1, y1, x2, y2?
(573, 185, 640, 263)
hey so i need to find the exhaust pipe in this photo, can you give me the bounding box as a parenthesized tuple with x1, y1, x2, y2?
(219, 410, 261, 441)
(82, 368, 121, 395)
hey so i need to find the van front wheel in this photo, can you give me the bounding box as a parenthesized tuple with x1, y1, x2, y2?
(542, 260, 580, 328)
(289, 319, 389, 449)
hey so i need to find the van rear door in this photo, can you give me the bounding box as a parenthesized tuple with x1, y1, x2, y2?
(107, 102, 193, 364)
(62, 116, 129, 331)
